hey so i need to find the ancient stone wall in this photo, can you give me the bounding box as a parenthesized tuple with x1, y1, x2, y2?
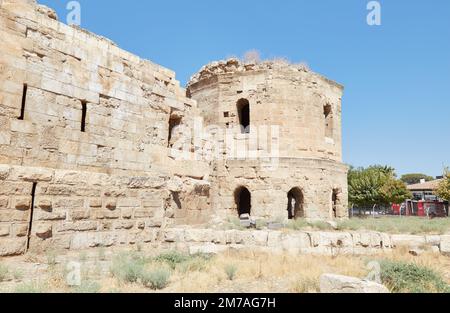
(0, 0, 211, 256)
(0, 0, 350, 256)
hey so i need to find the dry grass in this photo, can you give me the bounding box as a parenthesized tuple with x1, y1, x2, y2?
(1, 246, 449, 293)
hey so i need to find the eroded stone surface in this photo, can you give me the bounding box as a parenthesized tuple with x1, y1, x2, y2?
(0, 0, 349, 256)
(320, 274, 390, 293)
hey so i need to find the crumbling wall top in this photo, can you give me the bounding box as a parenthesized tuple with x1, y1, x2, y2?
(187, 58, 343, 90)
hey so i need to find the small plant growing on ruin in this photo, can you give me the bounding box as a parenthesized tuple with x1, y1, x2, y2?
(178, 253, 213, 273)
(154, 251, 190, 270)
(97, 248, 107, 261)
(225, 264, 238, 281)
(141, 268, 171, 290)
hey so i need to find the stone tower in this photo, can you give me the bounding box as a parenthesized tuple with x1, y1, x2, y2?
(187, 59, 348, 221)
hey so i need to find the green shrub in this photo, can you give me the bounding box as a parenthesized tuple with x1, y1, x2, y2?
(14, 282, 47, 293)
(72, 281, 101, 293)
(13, 269, 23, 280)
(337, 217, 450, 235)
(380, 260, 450, 293)
(46, 250, 58, 266)
(110, 253, 145, 284)
(97, 248, 107, 261)
(0, 264, 9, 282)
(141, 268, 171, 290)
(224, 264, 238, 281)
(293, 277, 320, 293)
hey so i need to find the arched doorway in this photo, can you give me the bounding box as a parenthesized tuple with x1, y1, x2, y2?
(332, 189, 340, 218)
(287, 188, 304, 219)
(235, 186, 251, 216)
(237, 99, 250, 134)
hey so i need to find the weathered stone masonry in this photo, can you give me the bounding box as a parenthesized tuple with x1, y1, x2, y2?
(0, 0, 348, 256)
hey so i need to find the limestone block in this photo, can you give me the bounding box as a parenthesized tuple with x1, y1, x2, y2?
(71, 210, 90, 221)
(189, 243, 227, 255)
(440, 236, 450, 255)
(37, 198, 52, 211)
(425, 235, 441, 246)
(105, 200, 117, 210)
(0, 210, 29, 222)
(114, 220, 135, 230)
(320, 274, 390, 293)
(163, 228, 185, 242)
(0, 131, 11, 145)
(35, 210, 66, 221)
(146, 217, 163, 228)
(34, 223, 52, 239)
(134, 208, 154, 218)
(57, 221, 98, 232)
(280, 232, 311, 252)
(89, 199, 102, 208)
(267, 231, 283, 247)
(36, 4, 58, 20)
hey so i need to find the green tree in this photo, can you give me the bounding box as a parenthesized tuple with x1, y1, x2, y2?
(400, 173, 434, 185)
(435, 169, 450, 201)
(348, 165, 412, 209)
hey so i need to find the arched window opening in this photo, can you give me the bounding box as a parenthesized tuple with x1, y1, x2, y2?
(237, 99, 250, 134)
(287, 188, 304, 219)
(332, 189, 340, 218)
(234, 186, 251, 217)
(324, 104, 333, 138)
(168, 114, 182, 148)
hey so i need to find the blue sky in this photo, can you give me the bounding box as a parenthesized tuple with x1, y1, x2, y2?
(38, 0, 450, 177)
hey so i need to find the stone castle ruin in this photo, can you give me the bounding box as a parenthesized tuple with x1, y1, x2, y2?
(0, 0, 348, 256)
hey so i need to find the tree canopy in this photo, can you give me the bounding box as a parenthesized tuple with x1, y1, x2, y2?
(348, 165, 411, 208)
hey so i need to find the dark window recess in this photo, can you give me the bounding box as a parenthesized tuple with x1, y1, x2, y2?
(224, 112, 229, 118)
(81, 101, 87, 132)
(287, 188, 304, 220)
(332, 189, 340, 218)
(237, 99, 250, 134)
(18, 84, 28, 120)
(235, 186, 251, 216)
(168, 115, 182, 148)
(26, 182, 37, 252)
